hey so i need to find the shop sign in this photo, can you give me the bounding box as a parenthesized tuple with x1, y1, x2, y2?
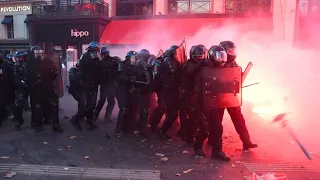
(0, 5, 31, 13)
(71, 29, 90, 38)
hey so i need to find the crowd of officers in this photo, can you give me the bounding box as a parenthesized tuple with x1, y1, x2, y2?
(0, 40, 258, 161)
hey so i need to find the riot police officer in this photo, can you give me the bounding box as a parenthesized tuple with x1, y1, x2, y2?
(116, 50, 151, 137)
(151, 45, 182, 140)
(68, 60, 84, 117)
(0, 54, 14, 127)
(13, 50, 29, 130)
(94, 47, 119, 122)
(70, 41, 101, 130)
(3, 54, 16, 120)
(193, 45, 230, 161)
(218, 41, 258, 150)
(115, 52, 134, 137)
(177, 45, 207, 144)
(27, 45, 63, 132)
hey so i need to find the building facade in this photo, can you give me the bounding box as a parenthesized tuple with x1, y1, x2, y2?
(28, 0, 109, 57)
(0, 1, 32, 55)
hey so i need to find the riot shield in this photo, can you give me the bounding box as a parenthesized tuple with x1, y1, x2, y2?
(175, 40, 187, 64)
(201, 66, 242, 109)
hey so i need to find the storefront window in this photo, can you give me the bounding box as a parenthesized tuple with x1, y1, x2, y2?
(4, 16, 14, 39)
(168, 0, 211, 14)
(116, 0, 153, 16)
(225, 0, 271, 13)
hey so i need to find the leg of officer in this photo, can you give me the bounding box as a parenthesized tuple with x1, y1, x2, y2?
(104, 83, 116, 122)
(150, 91, 166, 132)
(14, 91, 28, 130)
(227, 107, 258, 149)
(158, 89, 179, 139)
(136, 92, 150, 137)
(177, 90, 188, 141)
(210, 108, 230, 161)
(50, 97, 63, 132)
(94, 83, 108, 121)
(84, 85, 99, 130)
(115, 87, 128, 137)
(30, 96, 44, 132)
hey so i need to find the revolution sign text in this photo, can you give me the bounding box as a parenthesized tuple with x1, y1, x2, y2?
(0, 6, 31, 13)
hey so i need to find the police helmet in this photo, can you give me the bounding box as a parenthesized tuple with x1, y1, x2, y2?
(113, 56, 122, 62)
(86, 41, 101, 52)
(125, 51, 138, 65)
(208, 45, 227, 66)
(6, 54, 15, 64)
(101, 47, 110, 55)
(139, 49, 150, 56)
(15, 50, 28, 61)
(190, 45, 206, 62)
(147, 54, 156, 66)
(30, 45, 43, 53)
(219, 41, 236, 61)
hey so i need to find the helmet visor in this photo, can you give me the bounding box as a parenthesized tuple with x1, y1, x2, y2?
(226, 47, 237, 56)
(215, 51, 227, 63)
(130, 55, 138, 65)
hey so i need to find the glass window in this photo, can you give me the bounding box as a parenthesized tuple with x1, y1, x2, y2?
(168, 0, 211, 14)
(225, 0, 271, 13)
(4, 16, 14, 39)
(116, 0, 153, 16)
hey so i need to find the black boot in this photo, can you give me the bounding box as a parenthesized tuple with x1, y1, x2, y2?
(212, 151, 230, 161)
(70, 117, 82, 131)
(194, 148, 206, 157)
(243, 142, 258, 150)
(52, 125, 63, 133)
(15, 120, 24, 131)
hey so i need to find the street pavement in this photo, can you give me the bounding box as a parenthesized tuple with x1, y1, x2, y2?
(0, 95, 319, 180)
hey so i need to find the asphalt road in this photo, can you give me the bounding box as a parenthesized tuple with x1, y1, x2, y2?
(0, 95, 319, 180)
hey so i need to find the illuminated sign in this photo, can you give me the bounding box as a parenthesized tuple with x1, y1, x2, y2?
(71, 29, 89, 38)
(0, 6, 31, 13)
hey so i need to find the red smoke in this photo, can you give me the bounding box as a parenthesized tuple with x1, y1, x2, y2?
(105, 15, 320, 160)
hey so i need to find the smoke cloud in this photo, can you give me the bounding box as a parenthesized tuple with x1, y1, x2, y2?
(107, 15, 320, 155)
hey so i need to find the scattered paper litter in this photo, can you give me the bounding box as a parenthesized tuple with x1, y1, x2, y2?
(70, 136, 77, 140)
(156, 153, 165, 157)
(84, 156, 90, 159)
(252, 172, 288, 180)
(176, 173, 181, 176)
(182, 150, 188, 154)
(0, 156, 10, 159)
(160, 157, 169, 161)
(183, 169, 193, 174)
(4, 172, 16, 178)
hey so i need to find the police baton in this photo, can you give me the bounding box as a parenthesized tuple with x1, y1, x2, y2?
(134, 80, 148, 84)
(272, 113, 312, 160)
(242, 82, 259, 88)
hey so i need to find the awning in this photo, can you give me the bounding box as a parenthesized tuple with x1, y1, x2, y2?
(1, 16, 13, 24)
(100, 17, 273, 45)
(24, 16, 29, 23)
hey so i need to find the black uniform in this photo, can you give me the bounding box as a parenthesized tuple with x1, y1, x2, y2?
(193, 60, 230, 160)
(94, 55, 120, 121)
(155, 55, 182, 139)
(178, 59, 204, 142)
(70, 51, 101, 130)
(27, 55, 63, 132)
(0, 57, 14, 126)
(68, 65, 85, 115)
(117, 60, 151, 137)
(218, 60, 257, 149)
(13, 59, 29, 129)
